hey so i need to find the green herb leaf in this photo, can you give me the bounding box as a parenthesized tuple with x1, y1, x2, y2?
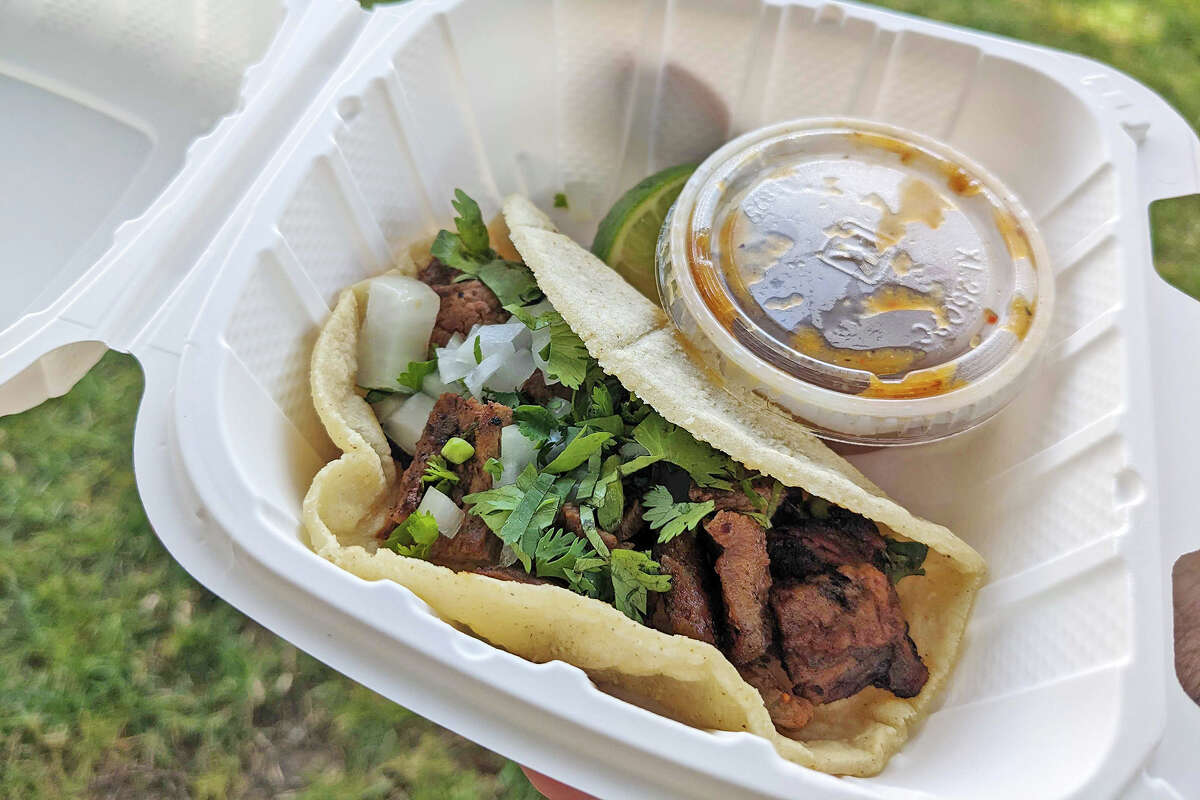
(514, 405, 560, 446)
(543, 428, 613, 474)
(421, 456, 459, 491)
(430, 191, 542, 307)
(396, 359, 437, 393)
(620, 412, 733, 489)
(642, 486, 715, 544)
(553, 192, 569, 209)
(591, 384, 615, 417)
(363, 388, 394, 404)
(593, 455, 625, 531)
(473, 335, 483, 364)
(576, 504, 611, 559)
(534, 528, 603, 596)
(483, 457, 503, 482)
(463, 466, 562, 570)
(541, 313, 591, 390)
(384, 511, 441, 559)
(450, 188, 491, 257)
(883, 538, 928, 584)
(482, 390, 521, 407)
(575, 451, 602, 502)
(609, 549, 671, 622)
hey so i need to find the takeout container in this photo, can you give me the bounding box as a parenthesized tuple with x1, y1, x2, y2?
(3, 1, 1199, 797)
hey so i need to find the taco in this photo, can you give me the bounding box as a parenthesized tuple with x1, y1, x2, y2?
(302, 191, 985, 777)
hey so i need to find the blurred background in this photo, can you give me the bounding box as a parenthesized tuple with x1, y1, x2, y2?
(2, 0, 1198, 797)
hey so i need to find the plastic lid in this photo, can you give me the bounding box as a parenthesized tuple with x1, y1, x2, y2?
(658, 119, 1054, 444)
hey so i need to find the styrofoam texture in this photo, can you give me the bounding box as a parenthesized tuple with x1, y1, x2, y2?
(6, 0, 1200, 797)
(0, 0, 384, 416)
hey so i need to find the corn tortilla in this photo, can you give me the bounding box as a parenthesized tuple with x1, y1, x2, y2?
(301, 196, 985, 777)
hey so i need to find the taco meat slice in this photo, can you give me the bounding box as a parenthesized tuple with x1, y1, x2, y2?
(419, 258, 508, 347)
(651, 532, 719, 646)
(706, 511, 775, 665)
(773, 563, 928, 704)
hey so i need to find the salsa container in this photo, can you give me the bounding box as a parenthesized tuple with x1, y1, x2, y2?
(2, 1, 1199, 797)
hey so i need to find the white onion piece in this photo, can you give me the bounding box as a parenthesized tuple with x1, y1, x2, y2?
(357, 275, 439, 390)
(464, 352, 506, 398)
(421, 370, 461, 398)
(435, 338, 476, 382)
(416, 485, 464, 538)
(484, 349, 536, 393)
(477, 321, 531, 355)
(498, 424, 538, 486)
(530, 326, 553, 378)
(498, 543, 518, 568)
(379, 392, 435, 454)
(444, 332, 465, 350)
(370, 393, 404, 421)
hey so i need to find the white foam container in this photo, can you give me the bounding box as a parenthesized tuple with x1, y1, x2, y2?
(3, 1, 1199, 797)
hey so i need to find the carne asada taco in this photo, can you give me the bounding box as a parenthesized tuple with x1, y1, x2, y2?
(302, 191, 985, 777)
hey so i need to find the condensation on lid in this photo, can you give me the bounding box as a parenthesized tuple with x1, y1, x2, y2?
(685, 124, 1042, 399)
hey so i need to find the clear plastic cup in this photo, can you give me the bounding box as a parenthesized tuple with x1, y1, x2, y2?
(657, 118, 1054, 445)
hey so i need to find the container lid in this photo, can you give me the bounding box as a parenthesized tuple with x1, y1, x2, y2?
(660, 119, 1054, 444)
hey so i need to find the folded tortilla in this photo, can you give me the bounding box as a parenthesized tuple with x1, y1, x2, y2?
(302, 196, 985, 777)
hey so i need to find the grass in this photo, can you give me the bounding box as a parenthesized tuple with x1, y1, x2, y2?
(2, 1, 1198, 797)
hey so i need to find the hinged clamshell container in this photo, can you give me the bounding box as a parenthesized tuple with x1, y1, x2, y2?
(3, 1, 1199, 798)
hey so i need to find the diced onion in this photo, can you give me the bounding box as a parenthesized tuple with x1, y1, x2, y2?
(357, 275, 440, 390)
(478, 321, 531, 353)
(530, 326, 553, 378)
(484, 349, 536, 393)
(421, 369, 461, 398)
(498, 424, 538, 486)
(379, 392, 436, 454)
(498, 543, 518, 568)
(416, 485, 464, 537)
(464, 352, 506, 398)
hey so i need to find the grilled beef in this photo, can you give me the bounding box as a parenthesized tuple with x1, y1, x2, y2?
(385, 394, 512, 569)
(418, 258, 507, 347)
(771, 563, 928, 703)
(738, 656, 814, 731)
(651, 533, 718, 646)
(767, 520, 886, 581)
(689, 483, 772, 515)
(705, 511, 774, 665)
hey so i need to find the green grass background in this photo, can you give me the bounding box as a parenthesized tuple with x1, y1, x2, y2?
(3, 1, 1198, 797)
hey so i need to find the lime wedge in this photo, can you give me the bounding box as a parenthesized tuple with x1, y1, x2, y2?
(591, 163, 696, 302)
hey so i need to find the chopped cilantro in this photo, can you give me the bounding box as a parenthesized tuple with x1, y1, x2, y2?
(514, 405, 560, 446)
(575, 504, 611, 559)
(642, 486, 714, 543)
(421, 456, 459, 491)
(430, 190, 542, 307)
(384, 511, 441, 559)
(593, 455, 625, 531)
(540, 313, 591, 389)
(396, 359, 437, 393)
(543, 428, 613, 474)
(483, 457, 503, 482)
(534, 528, 603, 597)
(473, 335, 483, 364)
(363, 388, 394, 404)
(883, 538, 928, 583)
(591, 384, 614, 417)
(553, 192, 569, 209)
(620, 412, 733, 489)
(610, 549, 671, 623)
(465, 465, 563, 570)
(483, 390, 522, 407)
